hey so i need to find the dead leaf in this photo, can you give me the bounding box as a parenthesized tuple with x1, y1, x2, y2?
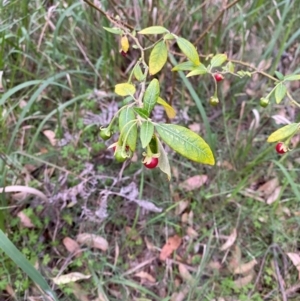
(159, 235, 182, 261)
(188, 123, 200, 132)
(178, 264, 193, 281)
(43, 130, 57, 146)
(63, 237, 81, 256)
(267, 186, 281, 204)
(76, 233, 108, 251)
(52, 272, 91, 285)
(144, 237, 155, 251)
(170, 285, 190, 301)
(175, 200, 189, 216)
(217, 160, 235, 170)
(179, 175, 208, 191)
(72, 283, 89, 301)
(135, 271, 156, 283)
(17, 211, 34, 228)
(233, 259, 258, 275)
(186, 227, 198, 239)
(220, 228, 237, 251)
(287, 253, 300, 279)
(257, 178, 279, 197)
(228, 245, 242, 272)
(234, 272, 254, 289)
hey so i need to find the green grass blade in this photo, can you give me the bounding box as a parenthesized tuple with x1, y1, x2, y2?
(0, 230, 58, 301)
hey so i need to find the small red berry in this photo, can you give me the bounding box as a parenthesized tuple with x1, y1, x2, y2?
(144, 157, 158, 169)
(214, 73, 224, 82)
(120, 50, 127, 57)
(275, 142, 287, 154)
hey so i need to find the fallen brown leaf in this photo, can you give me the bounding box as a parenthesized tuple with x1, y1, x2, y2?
(234, 272, 254, 289)
(186, 226, 198, 239)
(220, 228, 237, 251)
(233, 259, 258, 275)
(267, 186, 281, 204)
(257, 178, 279, 197)
(135, 271, 156, 283)
(43, 130, 57, 146)
(63, 237, 81, 256)
(287, 253, 300, 279)
(76, 233, 108, 251)
(52, 272, 91, 285)
(178, 264, 193, 282)
(179, 175, 208, 191)
(17, 211, 34, 228)
(159, 235, 182, 261)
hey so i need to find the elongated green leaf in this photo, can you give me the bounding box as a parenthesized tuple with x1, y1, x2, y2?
(115, 83, 136, 96)
(172, 61, 198, 71)
(0, 230, 58, 301)
(176, 37, 200, 66)
(267, 123, 299, 142)
(103, 27, 123, 35)
(143, 79, 160, 115)
(157, 138, 171, 180)
(275, 83, 287, 104)
(210, 54, 227, 68)
(119, 107, 137, 151)
(157, 97, 176, 119)
(186, 64, 207, 77)
(149, 134, 159, 154)
(275, 71, 284, 80)
(133, 64, 145, 81)
(140, 121, 154, 148)
(284, 74, 300, 81)
(155, 124, 214, 165)
(149, 41, 168, 75)
(133, 107, 149, 119)
(138, 26, 169, 35)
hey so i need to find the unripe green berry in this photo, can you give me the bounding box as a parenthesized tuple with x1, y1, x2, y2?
(114, 148, 127, 163)
(260, 97, 269, 108)
(99, 128, 112, 140)
(209, 96, 219, 106)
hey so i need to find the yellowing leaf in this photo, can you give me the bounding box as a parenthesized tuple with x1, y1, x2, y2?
(267, 123, 299, 142)
(155, 124, 215, 165)
(176, 37, 200, 66)
(119, 107, 137, 151)
(52, 272, 91, 285)
(210, 53, 227, 68)
(157, 97, 176, 119)
(149, 41, 168, 75)
(284, 74, 300, 81)
(143, 78, 160, 115)
(115, 83, 136, 96)
(121, 36, 129, 53)
(275, 83, 287, 104)
(138, 26, 169, 35)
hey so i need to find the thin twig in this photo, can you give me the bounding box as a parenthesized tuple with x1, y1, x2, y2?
(272, 246, 287, 301)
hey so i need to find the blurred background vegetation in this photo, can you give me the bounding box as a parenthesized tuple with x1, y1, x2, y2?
(1, 0, 300, 300)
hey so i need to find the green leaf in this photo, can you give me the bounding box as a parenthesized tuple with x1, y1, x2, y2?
(155, 124, 215, 165)
(133, 107, 149, 119)
(267, 123, 299, 142)
(164, 33, 175, 40)
(138, 26, 169, 35)
(283, 74, 300, 81)
(275, 71, 284, 80)
(115, 83, 136, 96)
(103, 27, 123, 35)
(210, 53, 227, 68)
(119, 107, 138, 151)
(275, 83, 287, 104)
(140, 121, 154, 148)
(157, 97, 176, 119)
(149, 41, 168, 75)
(176, 37, 200, 66)
(0, 230, 59, 301)
(149, 134, 158, 154)
(186, 64, 207, 77)
(143, 79, 160, 115)
(172, 61, 198, 71)
(157, 138, 171, 180)
(227, 61, 235, 73)
(133, 64, 145, 81)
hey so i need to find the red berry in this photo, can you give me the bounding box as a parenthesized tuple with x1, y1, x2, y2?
(120, 50, 127, 57)
(214, 73, 224, 82)
(144, 157, 158, 169)
(275, 142, 287, 154)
